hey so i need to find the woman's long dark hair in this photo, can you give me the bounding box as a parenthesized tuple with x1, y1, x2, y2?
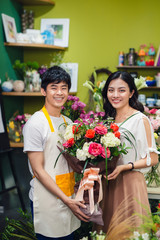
(102, 71, 144, 119)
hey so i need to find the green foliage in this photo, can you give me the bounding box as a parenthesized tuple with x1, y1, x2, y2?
(13, 60, 39, 79)
(0, 208, 37, 240)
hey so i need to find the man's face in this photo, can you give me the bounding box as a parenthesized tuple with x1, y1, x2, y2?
(41, 81, 69, 110)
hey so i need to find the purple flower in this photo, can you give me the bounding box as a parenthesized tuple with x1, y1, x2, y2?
(97, 112, 105, 117)
(71, 102, 78, 110)
(15, 115, 24, 121)
(78, 101, 86, 108)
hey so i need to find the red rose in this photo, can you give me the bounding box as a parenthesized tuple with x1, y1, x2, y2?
(158, 203, 160, 209)
(85, 129, 95, 138)
(114, 131, 121, 139)
(110, 123, 119, 132)
(72, 125, 80, 134)
(63, 138, 75, 148)
(88, 142, 102, 157)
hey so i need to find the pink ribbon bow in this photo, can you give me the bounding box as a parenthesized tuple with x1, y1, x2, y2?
(75, 167, 103, 214)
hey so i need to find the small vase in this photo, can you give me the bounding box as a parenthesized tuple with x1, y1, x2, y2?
(24, 74, 33, 92)
(13, 80, 24, 92)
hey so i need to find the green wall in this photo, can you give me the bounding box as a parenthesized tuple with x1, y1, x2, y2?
(0, 0, 23, 120)
(23, 0, 160, 113)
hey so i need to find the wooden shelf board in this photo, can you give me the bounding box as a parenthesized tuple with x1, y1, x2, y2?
(2, 91, 77, 96)
(10, 142, 24, 148)
(14, 0, 55, 5)
(2, 92, 42, 96)
(4, 42, 66, 50)
(117, 65, 160, 69)
(139, 87, 160, 90)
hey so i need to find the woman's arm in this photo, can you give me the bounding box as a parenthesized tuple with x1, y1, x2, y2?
(108, 116, 159, 180)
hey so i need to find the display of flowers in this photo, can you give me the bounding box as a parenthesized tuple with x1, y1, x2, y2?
(144, 107, 160, 187)
(83, 71, 106, 112)
(61, 95, 86, 122)
(7, 113, 31, 142)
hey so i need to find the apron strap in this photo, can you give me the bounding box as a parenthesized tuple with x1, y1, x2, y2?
(42, 106, 67, 132)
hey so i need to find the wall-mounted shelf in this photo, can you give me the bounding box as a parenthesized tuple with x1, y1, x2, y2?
(4, 42, 66, 50)
(10, 142, 24, 148)
(14, 0, 55, 5)
(2, 91, 76, 96)
(140, 87, 160, 90)
(117, 66, 160, 69)
(2, 92, 42, 96)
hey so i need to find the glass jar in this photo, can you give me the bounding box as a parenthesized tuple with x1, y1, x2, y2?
(127, 48, 137, 66)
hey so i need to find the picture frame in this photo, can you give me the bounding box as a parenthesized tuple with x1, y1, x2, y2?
(60, 63, 78, 93)
(1, 13, 17, 43)
(154, 45, 160, 66)
(41, 18, 70, 47)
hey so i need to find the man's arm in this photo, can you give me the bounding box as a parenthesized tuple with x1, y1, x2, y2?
(28, 151, 89, 222)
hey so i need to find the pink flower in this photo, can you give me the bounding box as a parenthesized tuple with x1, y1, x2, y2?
(94, 124, 108, 135)
(149, 108, 157, 114)
(88, 143, 102, 157)
(101, 147, 111, 159)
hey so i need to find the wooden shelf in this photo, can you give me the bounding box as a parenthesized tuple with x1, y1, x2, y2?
(139, 87, 160, 90)
(2, 92, 42, 96)
(10, 142, 24, 148)
(4, 42, 66, 50)
(14, 0, 55, 5)
(2, 91, 76, 96)
(117, 65, 160, 69)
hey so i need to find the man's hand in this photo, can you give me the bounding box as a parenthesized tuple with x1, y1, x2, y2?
(65, 198, 90, 222)
(107, 165, 124, 180)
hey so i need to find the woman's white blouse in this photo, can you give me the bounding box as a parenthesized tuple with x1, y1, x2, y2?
(117, 111, 159, 174)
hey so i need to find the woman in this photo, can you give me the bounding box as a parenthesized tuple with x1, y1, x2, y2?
(94, 71, 159, 233)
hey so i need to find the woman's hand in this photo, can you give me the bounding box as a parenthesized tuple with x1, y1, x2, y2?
(107, 165, 124, 180)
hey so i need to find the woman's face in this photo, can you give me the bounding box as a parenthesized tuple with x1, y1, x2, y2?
(107, 78, 134, 110)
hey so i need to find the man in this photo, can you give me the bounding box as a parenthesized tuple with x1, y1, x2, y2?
(23, 66, 89, 240)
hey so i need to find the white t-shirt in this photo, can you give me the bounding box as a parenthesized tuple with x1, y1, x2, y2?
(23, 111, 72, 200)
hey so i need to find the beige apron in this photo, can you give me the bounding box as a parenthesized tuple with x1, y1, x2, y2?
(33, 106, 80, 238)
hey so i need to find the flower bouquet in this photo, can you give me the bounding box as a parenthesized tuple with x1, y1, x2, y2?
(56, 116, 129, 225)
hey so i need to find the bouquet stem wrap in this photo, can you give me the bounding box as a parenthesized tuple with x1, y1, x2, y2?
(75, 168, 103, 214)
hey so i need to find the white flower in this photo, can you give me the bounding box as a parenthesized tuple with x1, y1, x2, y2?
(99, 80, 106, 90)
(83, 80, 94, 92)
(80, 237, 88, 240)
(134, 76, 147, 90)
(131, 231, 140, 240)
(142, 233, 149, 240)
(83, 142, 95, 159)
(100, 132, 121, 147)
(64, 125, 74, 140)
(76, 149, 87, 161)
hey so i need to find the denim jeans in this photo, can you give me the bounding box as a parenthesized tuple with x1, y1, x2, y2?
(30, 201, 74, 240)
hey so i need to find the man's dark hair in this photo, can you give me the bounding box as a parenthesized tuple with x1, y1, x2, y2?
(41, 66, 71, 91)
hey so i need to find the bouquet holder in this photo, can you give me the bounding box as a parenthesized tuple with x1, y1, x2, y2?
(57, 146, 119, 225)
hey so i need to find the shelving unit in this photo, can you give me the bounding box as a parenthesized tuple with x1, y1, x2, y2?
(14, 0, 55, 5)
(2, 92, 42, 96)
(117, 66, 160, 69)
(4, 42, 66, 50)
(10, 142, 24, 148)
